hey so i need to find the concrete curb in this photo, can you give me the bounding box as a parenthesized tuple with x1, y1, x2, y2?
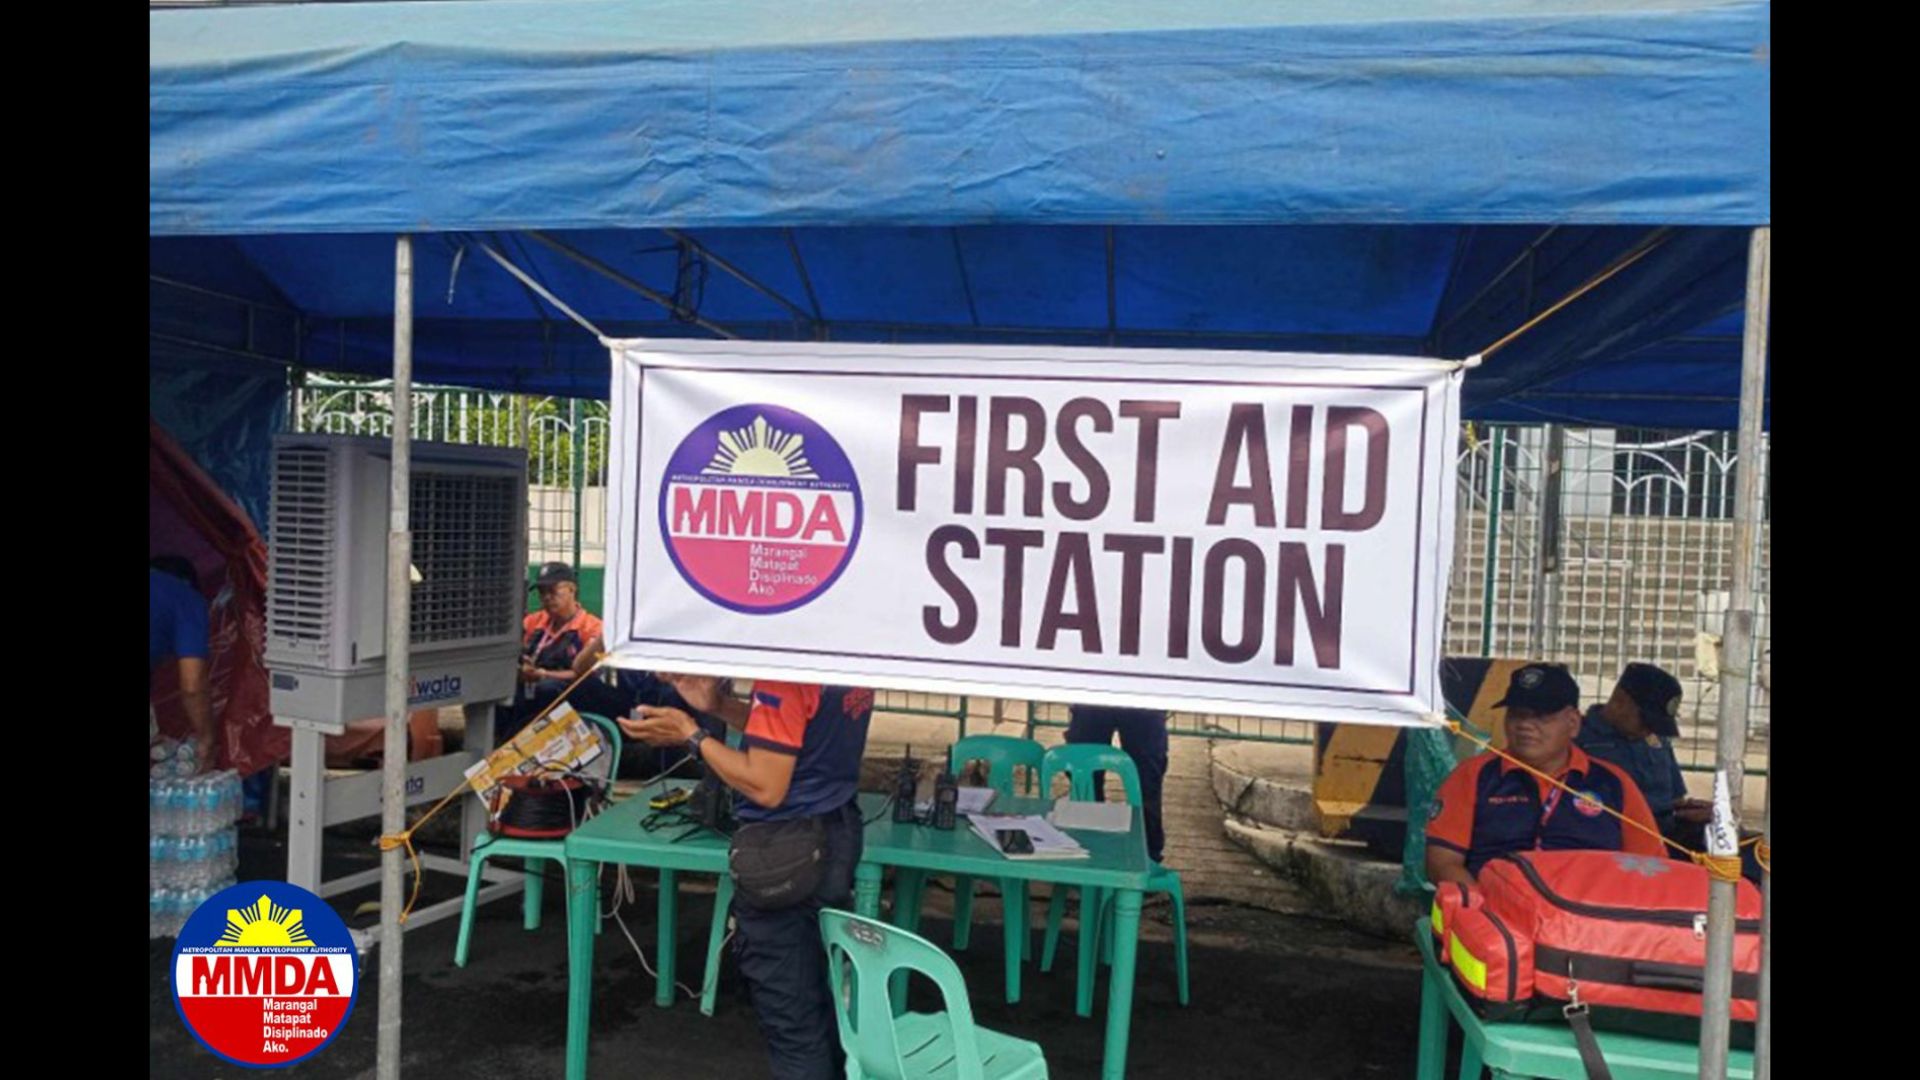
(1208, 748, 1319, 833)
(1221, 818, 1425, 941)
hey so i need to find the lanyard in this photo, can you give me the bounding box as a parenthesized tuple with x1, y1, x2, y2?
(531, 615, 575, 663)
(1535, 781, 1566, 847)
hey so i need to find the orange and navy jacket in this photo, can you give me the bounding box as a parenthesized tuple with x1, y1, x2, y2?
(1426, 746, 1664, 878)
(521, 608, 604, 675)
(736, 682, 874, 823)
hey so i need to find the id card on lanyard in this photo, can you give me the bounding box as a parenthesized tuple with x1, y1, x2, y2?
(1535, 784, 1564, 848)
(530, 617, 574, 668)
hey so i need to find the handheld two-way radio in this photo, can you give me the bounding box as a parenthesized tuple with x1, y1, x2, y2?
(892, 745, 920, 824)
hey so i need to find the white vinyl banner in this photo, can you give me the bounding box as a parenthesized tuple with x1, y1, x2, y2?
(604, 340, 1462, 727)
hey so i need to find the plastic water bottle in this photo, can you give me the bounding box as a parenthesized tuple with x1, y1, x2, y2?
(182, 886, 200, 932)
(153, 781, 171, 834)
(184, 837, 201, 887)
(221, 772, 239, 827)
(209, 831, 232, 880)
(152, 888, 173, 938)
(192, 779, 214, 835)
(205, 775, 224, 830)
(203, 836, 221, 886)
(173, 782, 189, 837)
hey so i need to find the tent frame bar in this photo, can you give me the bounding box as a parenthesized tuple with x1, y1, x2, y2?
(1105, 226, 1118, 345)
(663, 227, 816, 330)
(312, 313, 1422, 353)
(783, 228, 827, 333)
(149, 330, 295, 368)
(1429, 225, 1561, 342)
(526, 231, 742, 340)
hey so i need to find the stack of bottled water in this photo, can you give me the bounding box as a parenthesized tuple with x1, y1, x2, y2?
(150, 743, 240, 938)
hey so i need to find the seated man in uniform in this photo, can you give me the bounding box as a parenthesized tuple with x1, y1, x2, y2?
(495, 562, 606, 744)
(1581, 662, 1766, 883)
(1577, 662, 1711, 846)
(1426, 662, 1665, 888)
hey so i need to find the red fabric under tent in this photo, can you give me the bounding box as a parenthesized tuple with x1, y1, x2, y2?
(150, 417, 284, 776)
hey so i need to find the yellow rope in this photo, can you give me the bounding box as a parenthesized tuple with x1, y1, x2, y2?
(1478, 230, 1672, 360)
(376, 651, 612, 924)
(1444, 720, 1759, 885)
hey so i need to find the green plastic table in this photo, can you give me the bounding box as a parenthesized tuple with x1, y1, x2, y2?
(1414, 919, 1755, 1079)
(857, 792, 1152, 1080)
(562, 781, 731, 1080)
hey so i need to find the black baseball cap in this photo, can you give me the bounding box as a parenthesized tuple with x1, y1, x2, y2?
(1616, 663, 1683, 738)
(1493, 663, 1580, 715)
(531, 561, 577, 589)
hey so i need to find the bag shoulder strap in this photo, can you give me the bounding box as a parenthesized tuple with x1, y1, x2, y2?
(1564, 1003, 1615, 1080)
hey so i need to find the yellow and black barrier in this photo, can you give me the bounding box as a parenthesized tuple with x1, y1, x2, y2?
(1312, 657, 1526, 856)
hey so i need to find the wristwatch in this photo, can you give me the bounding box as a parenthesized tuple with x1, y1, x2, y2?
(686, 727, 709, 759)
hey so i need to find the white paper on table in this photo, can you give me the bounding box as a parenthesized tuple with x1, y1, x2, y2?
(968, 814, 1089, 859)
(1049, 800, 1132, 833)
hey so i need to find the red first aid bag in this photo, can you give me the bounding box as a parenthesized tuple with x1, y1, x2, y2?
(1475, 850, 1761, 1034)
(1446, 904, 1536, 1019)
(1428, 880, 1480, 966)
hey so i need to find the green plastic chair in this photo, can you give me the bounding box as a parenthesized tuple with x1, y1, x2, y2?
(822, 908, 1049, 1080)
(947, 735, 1045, 965)
(1038, 743, 1190, 1013)
(455, 711, 621, 968)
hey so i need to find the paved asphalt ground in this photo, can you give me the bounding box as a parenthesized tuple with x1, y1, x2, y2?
(152, 820, 1432, 1079)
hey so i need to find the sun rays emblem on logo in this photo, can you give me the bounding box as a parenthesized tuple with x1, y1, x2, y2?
(662, 402, 862, 615)
(214, 894, 314, 948)
(703, 414, 816, 478)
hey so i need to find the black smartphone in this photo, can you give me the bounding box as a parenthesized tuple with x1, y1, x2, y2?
(996, 828, 1034, 856)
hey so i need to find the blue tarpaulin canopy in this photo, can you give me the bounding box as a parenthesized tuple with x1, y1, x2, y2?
(150, 0, 1770, 428)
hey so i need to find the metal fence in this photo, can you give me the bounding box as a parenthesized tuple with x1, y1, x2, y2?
(291, 376, 609, 568)
(1449, 424, 1770, 769)
(291, 374, 1770, 763)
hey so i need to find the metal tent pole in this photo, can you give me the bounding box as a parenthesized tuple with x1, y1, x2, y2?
(377, 235, 415, 1080)
(1698, 226, 1768, 1079)
(1754, 725, 1772, 1079)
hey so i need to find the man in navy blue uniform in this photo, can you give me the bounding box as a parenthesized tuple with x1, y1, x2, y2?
(625, 677, 873, 1080)
(1426, 663, 1663, 887)
(1577, 663, 1710, 844)
(1067, 704, 1170, 863)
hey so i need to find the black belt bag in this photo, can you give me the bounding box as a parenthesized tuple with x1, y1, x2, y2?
(729, 815, 826, 912)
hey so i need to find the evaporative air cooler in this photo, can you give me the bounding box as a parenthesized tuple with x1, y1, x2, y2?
(264, 432, 531, 936)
